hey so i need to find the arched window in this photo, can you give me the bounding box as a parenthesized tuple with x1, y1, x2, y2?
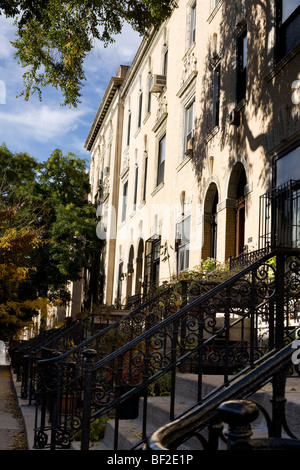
(226, 163, 247, 259)
(202, 183, 219, 260)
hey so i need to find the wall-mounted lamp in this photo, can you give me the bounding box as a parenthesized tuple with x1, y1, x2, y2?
(127, 263, 134, 277)
(120, 273, 126, 281)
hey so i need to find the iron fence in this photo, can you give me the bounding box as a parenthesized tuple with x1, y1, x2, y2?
(33, 249, 300, 450)
(259, 180, 300, 250)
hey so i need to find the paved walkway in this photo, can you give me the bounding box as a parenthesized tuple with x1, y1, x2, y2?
(1, 346, 300, 453)
(0, 352, 27, 451)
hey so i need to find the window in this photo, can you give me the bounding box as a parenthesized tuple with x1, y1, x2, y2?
(148, 75, 153, 113)
(163, 49, 169, 77)
(211, 0, 220, 9)
(117, 261, 123, 304)
(157, 134, 166, 186)
(212, 63, 220, 128)
(189, 3, 196, 45)
(277, 0, 300, 59)
(144, 236, 161, 292)
(138, 92, 143, 128)
(127, 112, 131, 146)
(210, 192, 218, 259)
(143, 155, 148, 201)
(236, 27, 247, 103)
(272, 143, 300, 248)
(184, 99, 195, 154)
(176, 216, 191, 273)
(275, 143, 300, 187)
(121, 180, 128, 222)
(133, 166, 138, 210)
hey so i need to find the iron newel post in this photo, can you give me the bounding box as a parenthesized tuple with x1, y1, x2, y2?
(81, 349, 97, 451)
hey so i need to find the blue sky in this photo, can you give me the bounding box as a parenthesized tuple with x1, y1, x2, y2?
(0, 15, 141, 164)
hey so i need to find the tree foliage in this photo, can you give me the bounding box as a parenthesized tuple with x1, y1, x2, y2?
(0, 0, 177, 107)
(0, 144, 98, 337)
(0, 205, 44, 339)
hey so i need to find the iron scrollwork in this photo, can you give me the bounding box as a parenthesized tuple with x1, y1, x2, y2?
(32, 250, 300, 450)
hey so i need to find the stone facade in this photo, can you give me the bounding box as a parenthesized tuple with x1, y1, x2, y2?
(85, 0, 300, 308)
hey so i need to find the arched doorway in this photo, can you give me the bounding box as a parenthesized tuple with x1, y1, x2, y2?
(116, 260, 123, 307)
(135, 239, 144, 296)
(202, 183, 219, 260)
(126, 245, 134, 300)
(144, 234, 161, 294)
(235, 169, 247, 256)
(226, 163, 247, 259)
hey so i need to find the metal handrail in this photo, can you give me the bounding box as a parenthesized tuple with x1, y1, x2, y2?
(147, 341, 299, 450)
(35, 278, 219, 366)
(22, 281, 193, 402)
(34, 248, 300, 450)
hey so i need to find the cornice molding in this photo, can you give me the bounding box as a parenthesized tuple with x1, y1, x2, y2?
(85, 76, 124, 151)
(120, 26, 165, 98)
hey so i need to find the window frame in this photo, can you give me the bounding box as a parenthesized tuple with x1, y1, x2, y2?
(127, 112, 131, 147)
(143, 154, 148, 202)
(121, 180, 128, 222)
(273, 141, 300, 188)
(157, 134, 166, 186)
(133, 165, 139, 211)
(176, 215, 191, 274)
(137, 92, 143, 129)
(184, 98, 195, 155)
(147, 75, 154, 114)
(236, 26, 247, 104)
(163, 49, 169, 77)
(211, 0, 221, 10)
(189, 2, 197, 46)
(212, 62, 221, 129)
(276, 0, 300, 60)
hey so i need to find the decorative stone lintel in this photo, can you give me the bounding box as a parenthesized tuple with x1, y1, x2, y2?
(265, 105, 300, 153)
(218, 198, 236, 212)
(177, 45, 197, 98)
(152, 112, 168, 133)
(151, 182, 164, 197)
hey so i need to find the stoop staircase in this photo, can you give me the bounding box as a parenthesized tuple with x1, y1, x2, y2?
(90, 373, 229, 450)
(29, 248, 300, 450)
(74, 371, 300, 450)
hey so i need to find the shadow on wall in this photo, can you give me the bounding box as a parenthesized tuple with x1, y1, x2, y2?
(191, 0, 277, 191)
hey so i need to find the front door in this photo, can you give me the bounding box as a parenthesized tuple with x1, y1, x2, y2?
(236, 196, 245, 256)
(144, 236, 160, 294)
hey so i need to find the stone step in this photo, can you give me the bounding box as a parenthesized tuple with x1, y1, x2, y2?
(103, 374, 300, 450)
(99, 374, 232, 450)
(93, 309, 131, 325)
(70, 373, 300, 450)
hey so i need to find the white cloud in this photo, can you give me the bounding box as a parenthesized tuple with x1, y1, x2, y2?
(0, 15, 141, 161)
(0, 103, 88, 142)
(0, 16, 16, 60)
(85, 23, 141, 77)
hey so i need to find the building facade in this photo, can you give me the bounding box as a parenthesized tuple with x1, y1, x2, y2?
(85, 0, 300, 310)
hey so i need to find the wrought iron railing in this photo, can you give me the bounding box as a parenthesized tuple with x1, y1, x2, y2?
(33, 249, 300, 450)
(259, 179, 300, 250)
(147, 340, 300, 450)
(10, 328, 59, 380)
(228, 246, 272, 271)
(19, 281, 204, 404)
(18, 311, 120, 403)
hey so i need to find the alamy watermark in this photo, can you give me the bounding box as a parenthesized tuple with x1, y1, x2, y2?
(292, 339, 300, 365)
(0, 80, 6, 104)
(292, 80, 300, 105)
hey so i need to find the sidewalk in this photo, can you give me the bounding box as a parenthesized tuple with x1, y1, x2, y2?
(3, 348, 300, 452)
(0, 353, 28, 451)
(11, 366, 37, 451)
